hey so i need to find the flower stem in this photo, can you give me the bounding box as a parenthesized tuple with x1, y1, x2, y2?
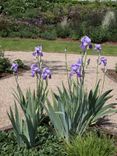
(95, 53, 100, 86)
(101, 66, 106, 93)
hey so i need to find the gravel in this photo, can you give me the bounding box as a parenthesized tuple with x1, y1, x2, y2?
(0, 51, 117, 130)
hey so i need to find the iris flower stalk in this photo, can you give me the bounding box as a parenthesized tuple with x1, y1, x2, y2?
(95, 44, 102, 87)
(11, 63, 19, 87)
(32, 46, 43, 85)
(95, 53, 101, 87)
(80, 36, 92, 87)
(100, 57, 107, 93)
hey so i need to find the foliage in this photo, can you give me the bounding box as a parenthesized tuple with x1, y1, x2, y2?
(0, 48, 28, 74)
(66, 132, 116, 156)
(8, 80, 48, 148)
(56, 24, 71, 38)
(13, 59, 28, 70)
(0, 57, 11, 73)
(0, 1, 117, 42)
(13, 59, 24, 68)
(41, 30, 57, 40)
(45, 81, 116, 143)
(89, 27, 110, 43)
(0, 126, 66, 156)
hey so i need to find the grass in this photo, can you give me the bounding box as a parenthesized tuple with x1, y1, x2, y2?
(0, 38, 117, 56)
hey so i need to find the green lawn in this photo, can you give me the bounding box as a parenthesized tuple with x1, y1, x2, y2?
(0, 38, 117, 56)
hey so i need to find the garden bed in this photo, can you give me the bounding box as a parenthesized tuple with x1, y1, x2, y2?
(0, 124, 65, 156)
(0, 124, 116, 156)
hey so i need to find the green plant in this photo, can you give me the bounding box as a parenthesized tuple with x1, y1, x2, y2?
(0, 126, 66, 156)
(45, 81, 116, 143)
(8, 80, 48, 148)
(89, 26, 109, 43)
(0, 57, 11, 73)
(66, 132, 116, 156)
(41, 30, 57, 40)
(56, 24, 71, 38)
(45, 36, 117, 143)
(8, 46, 52, 148)
(13, 59, 25, 69)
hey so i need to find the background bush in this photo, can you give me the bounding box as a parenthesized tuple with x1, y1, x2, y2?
(0, 57, 11, 73)
(0, 1, 117, 42)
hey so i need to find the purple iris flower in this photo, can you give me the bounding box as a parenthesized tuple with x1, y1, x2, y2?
(69, 68, 82, 78)
(100, 57, 107, 66)
(71, 64, 79, 72)
(94, 44, 102, 52)
(70, 59, 82, 78)
(71, 59, 82, 72)
(80, 36, 91, 51)
(32, 46, 43, 57)
(42, 67, 51, 80)
(11, 63, 18, 73)
(31, 64, 41, 77)
(81, 36, 91, 44)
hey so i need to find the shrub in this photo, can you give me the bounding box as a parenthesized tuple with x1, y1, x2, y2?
(1, 1, 117, 42)
(89, 26, 110, 43)
(0, 57, 11, 73)
(41, 30, 57, 40)
(56, 24, 71, 38)
(0, 30, 9, 37)
(13, 59, 25, 69)
(8, 24, 41, 39)
(66, 132, 116, 156)
(70, 31, 80, 40)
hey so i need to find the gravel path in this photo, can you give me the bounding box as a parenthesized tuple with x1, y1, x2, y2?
(0, 51, 117, 131)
